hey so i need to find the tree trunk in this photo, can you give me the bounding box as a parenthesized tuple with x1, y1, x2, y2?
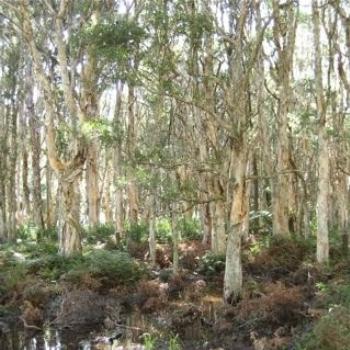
(103, 159, 114, 223)
(113, 84, 125, 238)
(271, 0, 298, 237)
(201, 202, 212, 246)
(224, 147, 247, 304)
(58, 173, 83, 256)
(213, 196, 226, 254)
(86, 141, 100, 226)
(316, 130, 329, 263)
(22, 149, 30, 218)
(27, 64, 45, 230)
(127, 85, 139, 224)
(7, 93, 18, 240)
(46, 160, 55, 228)
(338, 174, 349, 256)
(313, 0, 329, 263)
(171, 206, 179, 275)
(148, 195, 156, 268)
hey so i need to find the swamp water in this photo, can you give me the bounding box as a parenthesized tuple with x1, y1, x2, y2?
(0, 313, 153, 350)
(0, 296, 224, 350)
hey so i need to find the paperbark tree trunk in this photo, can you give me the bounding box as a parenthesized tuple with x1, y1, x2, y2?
(271, 0, 298, 237)
(213, 185, 227, 254)
(224, 146, 247, 304)
(148, 195, 156, 268)
(7, 73, 19, 240)
(26, 62, 45, 230)
(171, 206, 179, 275)
(20, 0, 87, 255)
(338, 174, 349, 256)
(316, 130, 330, 263)
(58, 173, 83, 256)
(113, 83, 125, 238)
(127, 85, 139, 224)
(313, 0, 329, 263)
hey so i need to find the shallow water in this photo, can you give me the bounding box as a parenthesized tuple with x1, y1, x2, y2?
(0, 295, 224, 350)
(0, 326, 147, 350)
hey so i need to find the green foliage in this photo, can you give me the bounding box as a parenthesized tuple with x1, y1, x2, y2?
(16, 240, 58, 258)
(37, 226, 57, 241)
(56, 122, 73, 158)
(65, 250, 145, 286)
(159, 269, 172, 282)
(174, 6, 213, 42)
(125, 221, 149, 243)
(27, 254, 84, 281)
(74, 17, 145, 73)
(319, 283, 350, 309)
(0, 261, 28, 297)
(156, 217, 172, 243)
(82, 119, 117, 146)
(168, 334, 182, 350)
(84, 223, 115, 244)
(296, 306, 350, 350)
(16, 223, 38, 241)
(0, 305, 16, 317)
(142, 333, 158, 350)
(198, 252, 226, 276)
(177, 217, 201, 240)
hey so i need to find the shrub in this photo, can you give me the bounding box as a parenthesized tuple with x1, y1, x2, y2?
(84, 223, 115, 244)
(21, 241, 58, 258)
(198, 252, 226, 276)
(315, 282, 350, 310)
(247, 236, 315, 277)
(168, 334, 182, 350)
(142, 333, 158, 350)
(237, 282, 304, 328)
(0, 261, 28, 297)
(126, 221, 148, 243)
(37, 226, 57, 241)
(177, 217, 201, 240)
(65, 250, 145, 287)
(296, 306, 350, 350)
(27, 254, 83, 281)
(16, 223, 38, 241)
(156, 217, 172, 243)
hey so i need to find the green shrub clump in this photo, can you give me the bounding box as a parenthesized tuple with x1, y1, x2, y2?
(65, 250, 145, 286)
(296, 306, 350, 350)
(84, 223, 116, 244)
(156, 217, 172, 243)
(198, 252, 226, 276)
(125, 221, 148, 243)
(27, 254, 84, 281)
(177, 217, 201, 240)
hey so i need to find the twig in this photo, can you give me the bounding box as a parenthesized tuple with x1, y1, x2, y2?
(115, 323, 145, 331)
(19, 316, 42, 331)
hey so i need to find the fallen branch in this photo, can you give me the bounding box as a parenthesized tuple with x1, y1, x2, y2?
(19, 316, 42, 331)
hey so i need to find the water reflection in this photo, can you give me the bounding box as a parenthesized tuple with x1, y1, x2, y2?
(1, 326, 148, 350)
(1, 326, 94, 350)
(0, 297, 222, 349)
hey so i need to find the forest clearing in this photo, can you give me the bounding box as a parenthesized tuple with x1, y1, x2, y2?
(0, 0, 350, 349)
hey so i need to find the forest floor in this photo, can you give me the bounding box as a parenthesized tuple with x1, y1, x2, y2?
(0, 231, 350, 350)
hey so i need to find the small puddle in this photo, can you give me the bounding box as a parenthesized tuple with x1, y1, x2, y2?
(0, 326, 149, 349)
(0, 294, 225, 349)
(0, 314, 154, 350)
